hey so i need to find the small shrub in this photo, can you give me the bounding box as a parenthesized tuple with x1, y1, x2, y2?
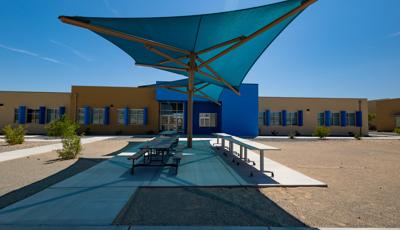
(271, 130, 279, 136)
(45, 116, 79, 137)
(295, 130, 301, 136)
(57, 135, 82, 160)
(313, 126, 330, 139)
(348, 132, 355, 137)
(115, 130, 123, 135)
(288, 131, 295, 139)
(354, 133, 362, 140)
(394, 128, 400, 135)
(2, 125, 25, 145)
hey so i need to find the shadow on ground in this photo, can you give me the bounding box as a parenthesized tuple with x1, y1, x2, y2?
(0, 157, 105, 209)
(113, 187, 307, 227)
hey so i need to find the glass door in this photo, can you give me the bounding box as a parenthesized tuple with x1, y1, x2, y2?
(160, 102, 184, 133)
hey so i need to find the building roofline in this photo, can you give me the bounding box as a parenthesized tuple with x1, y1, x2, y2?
(259, 96, 368, 100)
(0, 90, 70, 94)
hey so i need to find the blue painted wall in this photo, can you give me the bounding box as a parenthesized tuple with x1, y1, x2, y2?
(156, 83, 259, 137)
(219, 84, 259, 137)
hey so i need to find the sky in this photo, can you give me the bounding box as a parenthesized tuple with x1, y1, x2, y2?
(0, 0, 399, 100)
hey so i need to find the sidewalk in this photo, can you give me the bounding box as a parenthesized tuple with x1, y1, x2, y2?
(0, 136, 114, 162)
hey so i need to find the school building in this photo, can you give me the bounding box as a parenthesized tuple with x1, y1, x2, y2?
(0, 84, 369, 136)
(368, 98, 400, 132)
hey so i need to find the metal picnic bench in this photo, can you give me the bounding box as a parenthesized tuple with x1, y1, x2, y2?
(212, 133, 280, 177)
(127, 135, 183, 175)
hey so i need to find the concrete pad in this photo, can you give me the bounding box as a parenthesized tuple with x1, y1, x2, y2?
(0, 186, 135, 226)
(210, 139, 326, 187)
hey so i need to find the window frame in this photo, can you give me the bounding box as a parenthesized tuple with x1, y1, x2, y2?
(92, 108, 104, 125)
(199, 113, 217, 128)
(270, 112, 282, 126)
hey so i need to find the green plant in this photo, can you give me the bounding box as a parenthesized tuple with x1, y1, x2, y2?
(2, 125, 25, 145)
(394, 128, 400, 135)
(45, 116, 79, 137)
(313, 126, 330, 139)
(354, 133, 362, 140)
(288, 131, 295, 139)
(57, 135, 82, 160)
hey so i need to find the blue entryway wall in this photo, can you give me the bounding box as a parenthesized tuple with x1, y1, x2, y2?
(156, 83, 258, 137)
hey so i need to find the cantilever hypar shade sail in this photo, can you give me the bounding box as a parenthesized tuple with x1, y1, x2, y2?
(59, 0, 316, 147)
(59, 0, 316, 102)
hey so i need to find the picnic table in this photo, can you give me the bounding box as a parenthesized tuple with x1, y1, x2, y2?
(128, 136, 182, 174)
(213, 133, 280, 176)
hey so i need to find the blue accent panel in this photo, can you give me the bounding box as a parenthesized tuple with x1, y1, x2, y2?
(356, 111, 362, 127)
(59, 106, 66, 118)
(282, 110, 287, 126)
(340, 111, 347, 127)
(156, 86, 208, 101)
(193, 102, 221, 135)
(39, 106, 46, 124)
(143, 107, 148, 125)
(124, 107, 129, 126)
(84, 106, 91, 125)
(18, 106, 26, 124)
(325, 110, 331, 127)
(298, 110, 303, 126)
(103, 107, 110, 125)
(220, 84, 258, 137)
(265, 110, 270, 126)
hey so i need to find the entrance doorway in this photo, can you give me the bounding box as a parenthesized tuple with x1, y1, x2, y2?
(160, 102, 184, 133)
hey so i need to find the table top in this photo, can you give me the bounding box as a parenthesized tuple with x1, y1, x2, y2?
(159, 130, 178, 136)
(227, 136, 280, 151)
(212, 133, 232, 137)
(140, 136, 177, 150)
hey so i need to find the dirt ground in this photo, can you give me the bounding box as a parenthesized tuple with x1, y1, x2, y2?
(0, 138, 131, 208)
(257, 139, 400, 227)
(0, 141, 56, 153)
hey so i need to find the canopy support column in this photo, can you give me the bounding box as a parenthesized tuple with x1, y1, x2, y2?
(187, 53, 196, 148)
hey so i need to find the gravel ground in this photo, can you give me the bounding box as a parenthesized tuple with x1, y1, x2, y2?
(256, 139, 400, 227)
(0, 137, 132, 208)
(0, 141, 57, 153)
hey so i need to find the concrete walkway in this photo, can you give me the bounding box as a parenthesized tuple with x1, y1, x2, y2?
(0, 136, 114, 162)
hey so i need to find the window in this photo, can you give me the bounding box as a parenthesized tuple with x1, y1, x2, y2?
(92, 108, 104, 124)
(287, 112, 298, 126)
(46, 108, 59, 123)
(78, 108, 85, 124)
(129, 109, 144, 125)
(331, 112, 340, 126)
(199, 113, 217, 128)
(258, 112, 264, 126)
(396, 116, 400, 128)
(27, 109, 40, 124)
(118, 109, 125, 124)
(317, 112, 324, 126)
(271, 112, 281, 125)
(14, 108, 19, 123)
(347, 112, 356, 126)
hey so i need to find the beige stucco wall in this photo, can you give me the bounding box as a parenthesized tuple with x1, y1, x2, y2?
(0, 91, 70, 134)
(71, 86, 159, 135)
(259, 97, 368, 136)
(369, 99, 400, 132)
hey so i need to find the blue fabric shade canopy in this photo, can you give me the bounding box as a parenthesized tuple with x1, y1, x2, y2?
(59, 0, 316, 102)
(59, 0, 316, 147)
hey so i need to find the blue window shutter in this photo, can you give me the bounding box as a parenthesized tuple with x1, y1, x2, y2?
(356, 111, 362, 127)
(143, 107, 148, 125)
(324, 111, 331, 127)
(265, 110, 270, 126)
(18, 106, 26, 124)
(298, 110, 303, 126)
(282, 110, 287, 126)
(103, 106, 110, 125)
(39, 106, 46, 124)
(59, 106, 66, 118)
(84, 106, 90, 125)
(340, 111, 347, 127)
(124, 107, 129, 125)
